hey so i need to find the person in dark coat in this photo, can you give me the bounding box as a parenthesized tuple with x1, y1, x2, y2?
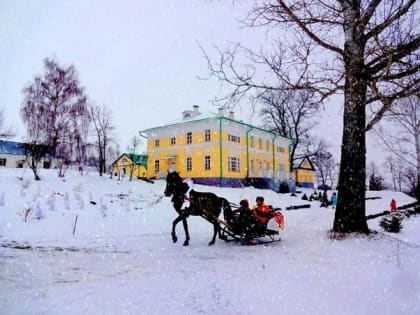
(320, 190, 329, 208)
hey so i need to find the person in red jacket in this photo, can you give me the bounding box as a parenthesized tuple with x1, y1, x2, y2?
(252, 196, 271, 225)
(390, 198, 397, 212)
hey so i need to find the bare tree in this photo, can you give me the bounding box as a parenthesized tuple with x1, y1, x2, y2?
(402, 165, 417, 195)
(89, 105, 115, 176)
(21, 57, 90, 169)
(312, 147, 337, 187)
(108, 144, 121, 179)
(259, 89, 319, 169)
(379, 95, 420, 198)
(368, 161, 386, 190)
(126, 135, 142, 181)
(21, 142, 51, 180)
(203, 1, 419, 233)
(0, 108, 15, 138)
(383, 155, 405, 192)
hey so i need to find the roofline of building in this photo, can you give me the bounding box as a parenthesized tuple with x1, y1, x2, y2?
(111, 153, 147, 166)
(141, 115, 293, 142)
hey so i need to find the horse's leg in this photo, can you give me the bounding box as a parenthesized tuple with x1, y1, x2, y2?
(181, 218, 190, 246)
(172, 215, 184, 243)
(218, 224, 227, 241)
(208, 222, 219, 246)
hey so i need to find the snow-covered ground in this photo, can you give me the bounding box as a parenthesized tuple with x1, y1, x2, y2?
(0, 168, 419, 315)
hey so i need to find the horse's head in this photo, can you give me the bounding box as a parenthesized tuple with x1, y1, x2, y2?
(164, 171, 183, 197)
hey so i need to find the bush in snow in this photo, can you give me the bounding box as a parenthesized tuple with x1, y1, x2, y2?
(18, 206, 32, 222)
(380, 214, 403, 233)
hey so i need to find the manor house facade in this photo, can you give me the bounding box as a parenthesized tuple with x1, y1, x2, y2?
(142, 106, 294, 190)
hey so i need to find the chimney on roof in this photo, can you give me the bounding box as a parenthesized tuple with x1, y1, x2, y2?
(182, 105, 200, 120)
(218, 107, 224, 116)
(229, 111, 234, 119)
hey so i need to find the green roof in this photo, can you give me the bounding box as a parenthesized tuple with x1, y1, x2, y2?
(120, 153, 147, 165)
(141, 111, 293, 142)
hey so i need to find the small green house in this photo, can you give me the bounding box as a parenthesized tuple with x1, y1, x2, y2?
(111, 153, 148, 179)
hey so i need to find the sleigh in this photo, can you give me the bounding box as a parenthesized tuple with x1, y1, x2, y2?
(218, 206, 284, 245)
(165, 171, 284, 246)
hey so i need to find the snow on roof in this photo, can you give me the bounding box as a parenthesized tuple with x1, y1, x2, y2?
(0, 140, 24, 155)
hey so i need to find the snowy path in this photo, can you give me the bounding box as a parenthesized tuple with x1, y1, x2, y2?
(1, 170, 419, 315)
(2, 212, 419, 315)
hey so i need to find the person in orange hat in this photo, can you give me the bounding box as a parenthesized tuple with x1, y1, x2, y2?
(252, 196, 271, 225)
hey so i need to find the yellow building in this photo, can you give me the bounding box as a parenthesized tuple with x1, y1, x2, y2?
(142, 106, 294, 190)
(111, 153, 148, 179)
(294, 156, 315, 189)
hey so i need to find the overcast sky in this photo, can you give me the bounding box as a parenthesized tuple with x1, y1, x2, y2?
(1, 0, 384, 164)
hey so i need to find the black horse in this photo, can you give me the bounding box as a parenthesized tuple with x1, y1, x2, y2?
(164, 171, 231, 246)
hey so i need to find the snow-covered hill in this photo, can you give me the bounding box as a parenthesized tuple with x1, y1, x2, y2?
(0, 168, 419, 315)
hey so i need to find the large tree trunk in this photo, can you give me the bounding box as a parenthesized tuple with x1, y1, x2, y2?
(333, 93, 369, 232)
(415, 127, 420, 200)
(333, 1, 369, 233)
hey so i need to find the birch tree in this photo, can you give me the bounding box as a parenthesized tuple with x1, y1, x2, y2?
(21, 57, 89, 165)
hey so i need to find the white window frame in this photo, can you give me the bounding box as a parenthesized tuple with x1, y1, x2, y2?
(228, 156, 240, 172)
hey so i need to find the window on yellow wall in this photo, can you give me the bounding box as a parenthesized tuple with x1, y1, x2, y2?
(205, 130, 210, 142)
(204, 156, 211, 170)
(228, 157, 240, 172)
(171, 136, 176, 145)
(186, 132, 192, 144)
(266, 140, 270, 151)
(155, 139, 160, 147)
(258, 138, 262, 149)
(186, 157, 192, 171)
(278, 164, 285, 172)
(250, 136, 254, 147)
(154, 160, 160, 173)
(228, 134, 240, 143)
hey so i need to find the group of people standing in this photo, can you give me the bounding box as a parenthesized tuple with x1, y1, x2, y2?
(308, 190, 338, 209)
